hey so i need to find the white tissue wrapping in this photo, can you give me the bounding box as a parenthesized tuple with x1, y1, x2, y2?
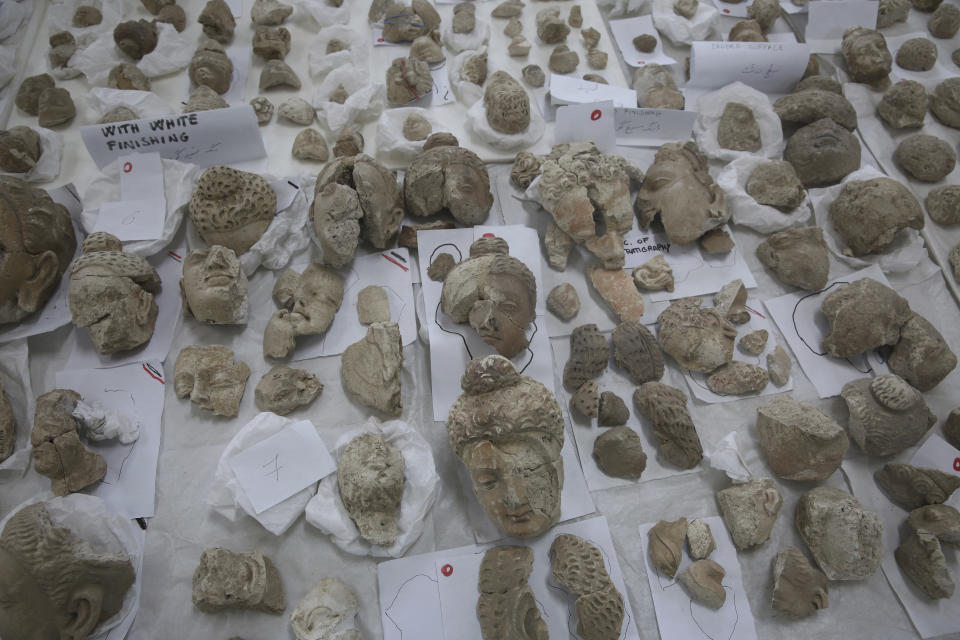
(292, 0, 350, 27)
(448, 47, 485, 107)
(73, 399, 140, 444)
(82, 157, 201, 257)
(312, 64, 386, 133)
(716, 155, 812, 234)
(375, 107, 451, 166)
(0, 493, 143, 640)
(207, 412, 319, 536)
(307, 25, 370, 81)
(703, 431, 753, 484)
(0, 339, 33, 474)
(442, 20, 490, 54)
(48, 0, 124, 40)
(0, 0, 31, 43)
(809, 165, 929, 275)
(597, 0, 649, 17)
(651, 0, 717, 46)
(465, 94, 546, 152)
(304, 416, 441, 558)
(694, 81, 784, 162)
(85, 87, 175, 121)
(70, 21, 191, 86)
(0, 126, 63, 184)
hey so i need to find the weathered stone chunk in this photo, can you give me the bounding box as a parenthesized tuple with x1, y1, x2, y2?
(771, 547, 829, 617)
(404, 142, 492, 224)
(550, 534, 625, 640)
(785, 118, 861, 187)
(174, 345, 250, 416)
(546, 283, 580, 322)
(522, 64, 546, 87)
(878, 79, 928, 130)
(746, 160, 805, 210)
(109, 63, 151, 91)
(796, 486, 883, 580)
(260, 60, 301, 90)
(739, 330, 768, 355)
(612, 321, 663, 385)
(842, 374, 935, 456)
(707, 362, 768, 395)
(821, 278, 911, 358)
(634, 382, 703, 469)
(766, 345, 791, 386)
(930, 2, 960, 37)
(649, 518, 687, 578)
(253, 26, 291, 60)
(757, 395, 848, 482)
(157, 3, 187, 31)
(184, 86, 229, 112)
(571, 380, 599, 419)
(887, 313, 956, 391)
(896, 37, 938, 71)
(718, 102, 762, 152)
(292, 129, 330, 162)
(0, 126, 42, 173)
(687, 519, 716, 559)
(908, 504, 960, 544)
(254, 366, 322, 415)
(634, 34, 658, 52)
(587, 267, 645, 323)
(774, 90, 857, 130)
(593, 426, 647, 479)
(198, 0, 236, 43)
(895, 134, 957, 182)
(930, 78, 960, 129)
(15, 74, 55, 115)
(73, 5, 103, 26)
(926, 185, 960, 224)
(190, 39, 233, 94)
(678, 560, 726, 609)
(37, 88, 75, 128)
(657, 297, 735, 373)
(113, 20, 158, 60)
(484, 71, 531, 135)
(632, 255, 674, 292)
(252, 0, 293, 24)
(945, 408, 960, 450)
(830, 177, 924, 257)
(339, 432, 405, 547)
(31, 390, 107, 495)
(564, 324, 609, 389)
(875, 463, 960, 510)
(290, 578, 361, 640)
(341, 322, 403, 415)
(597, 391, 629, 427)
(756, 226, 829, 291)
(717, 478, 783, 550)
(878, 0, 910, 27)
(549, 45, 579, 74)
(896, 531, 955, 600)
(192, 548, 285, 613)
(357, 285, 390, 324)
(386, 57, 432, 105)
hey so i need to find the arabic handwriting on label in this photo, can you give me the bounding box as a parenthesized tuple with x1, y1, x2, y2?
(740, 63, 781, 79)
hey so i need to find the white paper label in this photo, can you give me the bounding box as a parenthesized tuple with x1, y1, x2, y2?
(608, 16, 679, 68)
(119, 152, 164, 202)
(556, 101, 616, 151)
(93, 199, 167, 242)
(549, 74, 637, 108)
(689, 41, 811, 94)
(229, 420, 335, 515)
(431, 65, 455, 106)
(80, 106, 267, 169)
(615, 107, 697, 146)
(806, 1, 879, 53)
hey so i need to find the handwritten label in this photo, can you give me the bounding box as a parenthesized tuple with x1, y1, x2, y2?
(229, 420, 336, 514)
(550, 74, 636, 108)
(556, 101, 616, 151)
(614, 107, 697, 147)
(689, 41, 810, 95)
(806, 1, 879, 53)
(431, 64, 455, 106)
(80, 106, 267, 169)
(93, 200, 166, 242)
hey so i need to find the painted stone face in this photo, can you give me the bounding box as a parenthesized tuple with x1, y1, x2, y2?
(180, 245, 248, 325)
(447, 355, 564, 538)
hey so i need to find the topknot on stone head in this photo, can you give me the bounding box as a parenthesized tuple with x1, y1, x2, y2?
(460, 354, 521, 395)
(469, 236, 509, 258)
(69, 249, 162, 293)
(81, 232, 123, 254)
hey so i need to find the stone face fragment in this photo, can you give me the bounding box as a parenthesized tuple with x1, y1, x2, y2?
(841, 374, 935, 456)
(386, 57, 432, 105)
(841, 26, 892, 84)
(549, 45, 579, 74)
(190, 39, 233, 94)
(587, 267, 645, 323)
(699, 228, 734, 255)
(564, 324, 609, 389)
(338, 432, 405, 546)
(679, 560, 726, 609)
(251, 96, 274, 124)
(632, 255, 674, 293)
(550, 534, 625, 640)
(888, 313, 956, 391)
(926, 185, 960, 224)
(0, 126, 42, 173)
(477, 546, 547, 640)
(908, 504, 960, 543)
(674, 0, 698, 17)
(717, 478, 782, 550)
(571, 380, 599, 418)
(895, 135, 956, 182)
(15, 74, 55, 116)
(930, 3, 960, 37)
(252, 0, 293, 24)
(896, 531, 955, 599)
(597, 391, 629, 427)
(265, 265, 344, 358)
(687, 519, 716, 559)
(260, 60, 301, 90)
(796, 486, 883, 580)
(31, 389, 106, 495)
(757, 395, 848, 482)
(657, 297, 735, 373)
(253, 26, 291, 60)
(612, 321, 663, 385)
(896, 37, 938, 71)
(192, 548, 285, 613)
(820, 278, 911, 358)
(174, 345, 250, 416)
(756, 227, 829, 291)
(181, 245, 248, 325)
(648, 518, 687, 578)
(878, 0, 910, 26)
(199, 0, 236, 43)
(189, 166, 277, 255)
(447, 355, 565, 538)
(875, 463, 960, 509)
(930, 78, 960, 129)
(785, 118, 861, 187)
(37, 89, 75, 128)
(877, 80, 928, 129)
(290, 578, 361, 640)
(410, 34, 444, 64)
(484, 71, 531, 134)
(292, 129, 330, 162)
(771, 547, 829, 617)
(254, 365, 322, 415)
(357, 285, 390, 324)
(830, 177, 924, 257)
(522, 64, 546, 87)
(774, 90, 857, 130)
(634, 382, 703, 469)
(184, 86, 230, 112)
(717, 102, 762, 152)
(341, 322, 403, 415)
(707, 362, 768, 395)
(404, 142, 492, 225)
(547, 283, 580, 321)
(108, 63, 151, 91)
(634, 34, 657, 52)
(746, 161, 805, 210)
(633, 64, 685, 109)
(739, 330, 768, 355)
(113, 20, 158, 60)
(593, 426, 647, 479)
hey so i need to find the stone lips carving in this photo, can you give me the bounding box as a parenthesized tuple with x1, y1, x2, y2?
(0, 126, 42, 173)
(550, 533, 625, 640)
(887, 313, 957, 391)
(636, 142, 728, 246)
(338, 432, 405, 547)
(657, 297, 736, 373)
(648, 517, 687, 578)
(440, 238, 537, 359)
(476, 545, 548, 640)
(687, 518, 716, 559)
(446, 355, 564, 538)
(192, 548, 285, 613)
(564, 324, 609, 389)
(264, 264, 344, 359)
(341, 322, 404, 415)
(757, 396, 848, 482)
(841, 26, 892, 84)
(908, 504, 960, 543)
(189, 39, 234, 95)
(68, 233, 161, 355)
(896, 531, 955, 600)
(0, 379, 13, 462)
(784, 118, 861, 188)
(290, 577, 362, 640)
(31, 389, 107, 495)
(484, 71, 531, 135)
(820, 278, 912, 359)
(716, 478, 783, 550)
(0, 502, 136, 639)
(633, 381, 703, 469)
(174, 345, 251, 417)
(841, 374, 935, 457)
(0, 176, 77, 325)
(404, 141, 493, 225)
(771, 547, 829, 617)
(612, 321, 663, 385)
(830, 177, 924, 257)
(875, 463, 960, 510)
(678, 559, 726, 609)
(593, 426, 647, 479)
(189, 166, 278, 256)
(796, 486, 883, 580)
(756, 226, 830, 291)
(181, 245, 248, 325)
(254, 365, 323, 416)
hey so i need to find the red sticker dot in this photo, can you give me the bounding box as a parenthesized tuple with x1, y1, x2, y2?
(638, 60, 646, 65)
(122, 162, 133, 173)
(482, 232, 495, 238)
(722, 8, 730, 12)
(591, 110, 602, 121)
(954, 457, 960, 472)
(441, 564, 453, 577)
(377, 37, 384, 42)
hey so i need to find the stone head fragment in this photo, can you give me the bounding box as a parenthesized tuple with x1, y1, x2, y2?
(404, 142, 493, 225)
(648, 517, 687, 578)
(174, 345, 250, 417)
(265, 264, 344, 359)
(795, 486, 883, 580)
(290, 577, 361, 640)
(181, 245, 247, 325)
(841, 374, 935, 456)
(192, 548, 285, 613)
(771, 547, 829, 617)
(477, 545, 547, 640)
(756, 226, 829, 291)
(189, 39, 234, 95)
(830, 177, 924, 257)
(31, 389, 107, 495)
(717, 478, 783, 550)
(189, 166, 277, 256)
(678, 559, 726, 609)
(784, 118, 861, 187)
(254, 365, 322, 416)
(757, 395, 848, 482)
(841, 26, 892, 84)
(550, 533, 625, 640)
(820, 278, 911, 358)
(338, 432, 405, 546)
(341, 322, 404, 415)
(657, 297, 736, 373)
(875, 463, 960, 510)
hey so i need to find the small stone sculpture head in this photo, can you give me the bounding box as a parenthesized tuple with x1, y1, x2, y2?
(484, 71, 531, 135)
(274, 264, 344, 335)
(0, 502, 135, 640)
(180, 245, 248, 324)
(440, 238, 537, 359)
(841, 26, 892, 84)
(0, 177, 76, 325)
(68, 232, 161, 355)
(657, 297, 737, 372)
(636, 142, 726, 245)
(188, 166, 277, 256)
(446, 355, 565, 538)
(338, 433, 405, 547)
